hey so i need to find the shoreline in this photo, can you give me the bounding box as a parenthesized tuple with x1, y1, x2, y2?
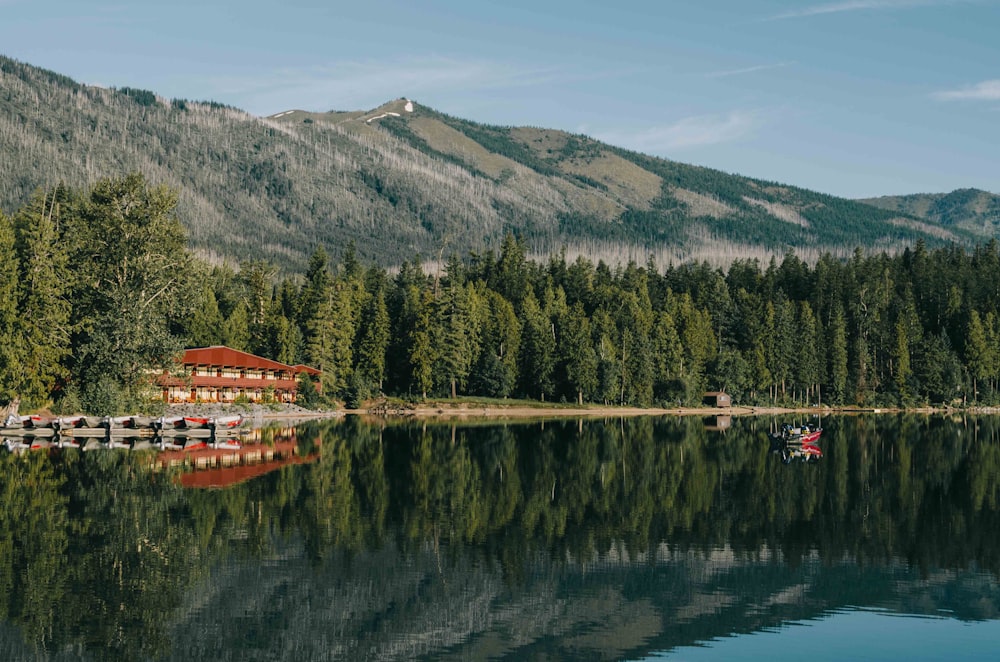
(35, 401, 989, 426)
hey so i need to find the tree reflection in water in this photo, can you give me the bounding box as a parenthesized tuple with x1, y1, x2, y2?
(1, 414, 1000, 660)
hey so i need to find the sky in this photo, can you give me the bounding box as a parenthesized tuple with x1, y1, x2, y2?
(1, 0, 998, 198)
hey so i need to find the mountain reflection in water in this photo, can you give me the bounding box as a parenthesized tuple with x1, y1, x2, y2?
(1, 414, 999, 661)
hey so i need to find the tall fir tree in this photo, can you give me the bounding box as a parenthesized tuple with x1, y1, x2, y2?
(11, 189, 72, 407)
(562, 302, 598, 405)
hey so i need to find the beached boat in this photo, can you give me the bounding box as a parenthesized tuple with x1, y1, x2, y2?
(57, 415, 85, 429)
(0, 413, 52, 429)
(109, 415, 157, 429)
(182, 415, 212, 429)
(156, 415, 185, 430)
(212, 414, 243, 429)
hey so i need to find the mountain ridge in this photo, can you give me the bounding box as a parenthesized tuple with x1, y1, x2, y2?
(859, 188, 1000, 237)
(0, 54, 980, 272)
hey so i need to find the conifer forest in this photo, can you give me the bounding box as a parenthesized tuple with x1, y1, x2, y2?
(5, 173, 1000, 415)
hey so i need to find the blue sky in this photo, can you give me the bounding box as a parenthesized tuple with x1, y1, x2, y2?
(1, 0, 998, 198)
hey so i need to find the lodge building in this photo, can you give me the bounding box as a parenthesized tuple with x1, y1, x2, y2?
(159, 346, 321, 404)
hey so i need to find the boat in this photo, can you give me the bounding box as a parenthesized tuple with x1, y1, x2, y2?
(110, 415, 158, 429)
(57, 415, 85, 429)
(9, 414, 56, 429)
(212, 414, 243, 429)
(156, 415, 185, 430)
(182, 415, 212, 429)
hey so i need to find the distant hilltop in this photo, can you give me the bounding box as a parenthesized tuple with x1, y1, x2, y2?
(859, 189, 1000, 237)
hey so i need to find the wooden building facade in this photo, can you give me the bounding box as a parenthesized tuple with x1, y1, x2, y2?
(159, 346, 321, 404)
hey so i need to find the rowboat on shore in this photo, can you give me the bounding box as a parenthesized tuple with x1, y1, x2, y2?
(182, 415, 212, 429)
(213, 414, 244, 429)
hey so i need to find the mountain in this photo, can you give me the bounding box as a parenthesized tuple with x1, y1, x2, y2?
(0, 54, 972, 272)
(859, 188, 1000, 237)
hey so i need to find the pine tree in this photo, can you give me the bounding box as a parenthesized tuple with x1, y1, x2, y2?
(562, 302, 598, 405)
(965, 310, 992, 403)
(828, 304, 849, 405)
(893, 319, 914, 404)
(355, 288, 391, 392)
(794, 301, 821, 404)
(239, 260, 276, 356)
(433, 281, 476, 399)
(407, 286, 436, 399)
(11, 189, 72, 407)
(221, 302, 251, 352)
(186, 283, 224, 348)
(518, 289, 555, 400)
(0, 211, 22, 403)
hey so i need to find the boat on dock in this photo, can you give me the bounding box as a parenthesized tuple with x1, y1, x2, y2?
(213, 414, 244, 429)
(182, 415, 212, 429)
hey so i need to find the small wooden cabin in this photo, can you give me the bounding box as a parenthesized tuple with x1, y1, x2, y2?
(703, 391, 732, 408)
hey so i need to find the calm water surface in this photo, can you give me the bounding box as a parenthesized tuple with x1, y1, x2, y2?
(2, 414, 999, 660)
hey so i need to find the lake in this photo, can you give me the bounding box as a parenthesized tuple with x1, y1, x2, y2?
(1, 414, 999, 660)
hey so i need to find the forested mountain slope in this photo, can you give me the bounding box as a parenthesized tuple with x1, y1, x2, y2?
(0, 55, 970, 271)
(860, 188, 1000, 237)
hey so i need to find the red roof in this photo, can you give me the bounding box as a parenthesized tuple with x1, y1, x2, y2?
(181, 346, 320, 375)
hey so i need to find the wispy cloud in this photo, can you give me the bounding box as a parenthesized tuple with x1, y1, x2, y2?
(706, 62, 794, 78)
(767, 0, 962, 20)
(593, 111, 762, 153)
(933, 79, 1000, 101)
(208, 57, 560, 114)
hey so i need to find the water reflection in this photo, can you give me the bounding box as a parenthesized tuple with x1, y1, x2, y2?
(1, 414, 999, 660)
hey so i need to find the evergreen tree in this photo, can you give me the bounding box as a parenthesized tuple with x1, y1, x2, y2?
(11, 189, 73, 407)
(0, 211, 18, 403)
(355, 288, 391, 392)
(261, 307, 301, 366)
(828, 304, 849, 405)
(518, 289, 555, 400)
(433, 280, 477, 399)
(651, 309, 683, 403)
(221, 302, 251, 352)
(794, 301, 821, 404)
(299, 246, 333, 330)
(562, 302, 598, 405)
(185, 282, 224, 348)
(892, 318, 914, 404)
(407, 286, 436, 399)
(965, 310, 992, 403)
(471, 290, 520, 398)
(239, 260, 276, 356)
